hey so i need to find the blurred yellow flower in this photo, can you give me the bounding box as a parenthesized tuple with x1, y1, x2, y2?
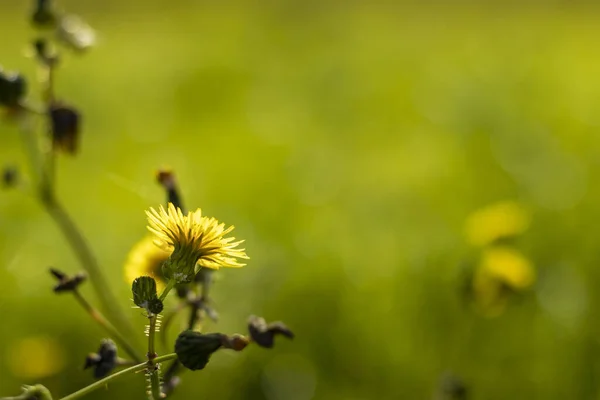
(471, 246, 535, 317)
(465, 201, 530, 247)
(124, 235, 170, 292)
(480, 246, 535, 290)
(146, 203, 248, 282)
(8, 336, 65, 379)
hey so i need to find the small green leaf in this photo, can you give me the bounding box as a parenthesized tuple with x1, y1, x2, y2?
(175, 330, 223, 371)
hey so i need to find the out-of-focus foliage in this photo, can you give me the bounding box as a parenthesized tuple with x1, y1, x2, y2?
(2, 1, 600, 399)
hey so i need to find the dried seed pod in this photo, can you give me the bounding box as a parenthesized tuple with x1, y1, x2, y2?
(49, 103, 80, 154)
(84, 339, 118, 378)
(31, 0, 57, 27)
(0, 71, 27, 107)
(247, 315, 294, 348)
(49, 267, 86, 293)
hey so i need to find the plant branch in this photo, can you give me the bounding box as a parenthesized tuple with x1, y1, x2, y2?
(59, 353, 177, 400)
(42, 196, 139, 345)
(72, 290, 142, 363)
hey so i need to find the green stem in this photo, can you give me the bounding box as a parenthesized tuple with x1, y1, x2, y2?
(146, 314, 160, 399)
(149, 367, 161, 400)
(42, 196, 139, 346)
(147, 315, 157, 357)
(72, 290, 142, 363)
(159, 279, 176, 302)
(59, 354, 177, 400)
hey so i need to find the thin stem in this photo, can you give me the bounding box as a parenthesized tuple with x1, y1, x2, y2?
(59, 353, 177, 400)
(42, 196, 139, 345)
(149, 367, 161, 400)
(147, 315, 157, 358)
(72, 290, 142, 363)
(159, 279, 175, 302)
(146, 314, 160, 399)
(163, 274, 212, 396)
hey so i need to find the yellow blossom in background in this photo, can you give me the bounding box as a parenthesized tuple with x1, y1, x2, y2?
(471, 246, 535, 317)
(465, 201, 530, 247)
(146, 203, 248, 282)
(8, 336, 66, 379)
(480, 246, 535, 290)
(124, 235, 171, 292)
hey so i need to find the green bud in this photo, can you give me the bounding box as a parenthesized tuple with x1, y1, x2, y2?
(132, 276, 163, 313)
(175, 331, 223, 371)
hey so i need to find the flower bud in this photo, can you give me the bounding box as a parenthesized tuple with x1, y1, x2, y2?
(84, 339, 118, 378)
(2, 166, 18, 188)
(132, 276, 163, 313)
(0, 71, 27, 107)
(31, 0, 57, 27)
(49, 103, 80, 154)
(175, 331, 223, 371)
(49, 268, 86, 293)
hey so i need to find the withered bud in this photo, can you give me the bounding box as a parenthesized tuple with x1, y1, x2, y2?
(156, 168, 183, 210)
(49, 103, 80, 155)
(31, 0, 57, 27)
(156, 169, 176, 189)
(247, 315, 294, 349)
(221, 334, 250, 351)
(0, 71, 27, 107)
(2, 166, 18, 188)
(175, 331, 223, 371)
(49, 267, 86, 293)
(84, 339, 118, 378)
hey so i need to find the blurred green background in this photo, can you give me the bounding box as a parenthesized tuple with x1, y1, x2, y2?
(2, 1, 600, 399)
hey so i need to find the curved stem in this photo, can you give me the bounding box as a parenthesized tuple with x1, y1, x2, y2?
(72, 290, 142, 363)
(159, 279, 175, 302)
(42, 196, 139, 345)
(59, 353, 177, 400)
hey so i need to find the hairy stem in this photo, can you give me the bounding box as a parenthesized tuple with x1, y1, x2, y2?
(147, 315, 157, 358)
(72, 290, 142, 363)
(59, 353, 177, 400)
(146, 314, 160, 399)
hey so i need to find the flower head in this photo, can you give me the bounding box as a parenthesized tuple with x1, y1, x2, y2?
(124, 236, 170, 292)
(471, 246, 535, 317)
(146, 203, 248, 283)
(465, 201, 530, 247)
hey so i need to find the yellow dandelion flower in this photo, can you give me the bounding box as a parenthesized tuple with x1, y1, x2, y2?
(479, 246, 535, 290)
(146, 203, 248, 283)
(465, 201, 530, 247)
(124, 236, 171, 292)
(470, 246, 535, 317)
